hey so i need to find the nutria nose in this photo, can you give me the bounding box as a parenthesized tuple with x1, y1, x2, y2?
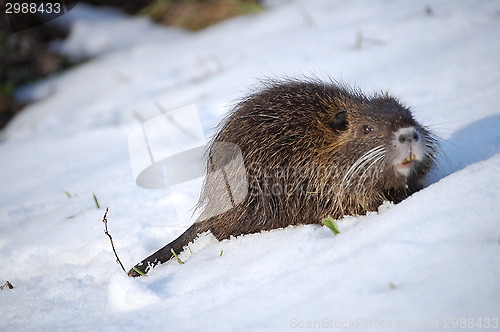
(398, 129, 419, 143)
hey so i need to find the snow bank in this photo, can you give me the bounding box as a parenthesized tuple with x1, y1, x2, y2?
(1, 0, 499, 331)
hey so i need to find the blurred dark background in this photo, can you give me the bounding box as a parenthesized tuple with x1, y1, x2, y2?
(0, 0, 262, 129)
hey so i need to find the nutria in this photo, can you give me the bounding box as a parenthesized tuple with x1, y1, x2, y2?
(128, 79, 438, 277)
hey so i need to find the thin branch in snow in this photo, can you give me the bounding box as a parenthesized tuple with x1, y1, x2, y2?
(102, 207, 126, 273)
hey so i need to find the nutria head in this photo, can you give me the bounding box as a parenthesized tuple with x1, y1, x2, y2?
(325, 94, 437, 193)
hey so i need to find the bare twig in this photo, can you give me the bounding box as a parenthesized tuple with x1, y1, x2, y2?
(0, 281, 14, 290)
(102, 207, 126, 273)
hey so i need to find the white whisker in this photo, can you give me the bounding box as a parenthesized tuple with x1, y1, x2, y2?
(358, 153, 386, 187)
(337, 146, 386, 199)
(341, 146, 385, 184)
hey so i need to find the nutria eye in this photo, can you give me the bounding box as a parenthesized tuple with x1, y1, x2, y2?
(362, 125, 374, 134)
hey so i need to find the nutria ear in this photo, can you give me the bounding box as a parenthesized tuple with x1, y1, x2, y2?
(330, 110, 348, 133)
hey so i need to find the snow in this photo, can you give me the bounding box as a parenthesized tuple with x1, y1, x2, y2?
(1, 0, 500, 331)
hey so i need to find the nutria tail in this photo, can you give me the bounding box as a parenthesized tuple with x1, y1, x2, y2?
(128, 221, 210, 277)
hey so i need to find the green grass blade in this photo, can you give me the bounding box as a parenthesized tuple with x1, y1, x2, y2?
(322, 216, 341, 235)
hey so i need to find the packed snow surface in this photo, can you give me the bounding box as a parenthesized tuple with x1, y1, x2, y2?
(1, 1, 500, 331)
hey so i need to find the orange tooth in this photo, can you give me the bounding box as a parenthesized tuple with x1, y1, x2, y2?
(402, 153, 416, 164)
